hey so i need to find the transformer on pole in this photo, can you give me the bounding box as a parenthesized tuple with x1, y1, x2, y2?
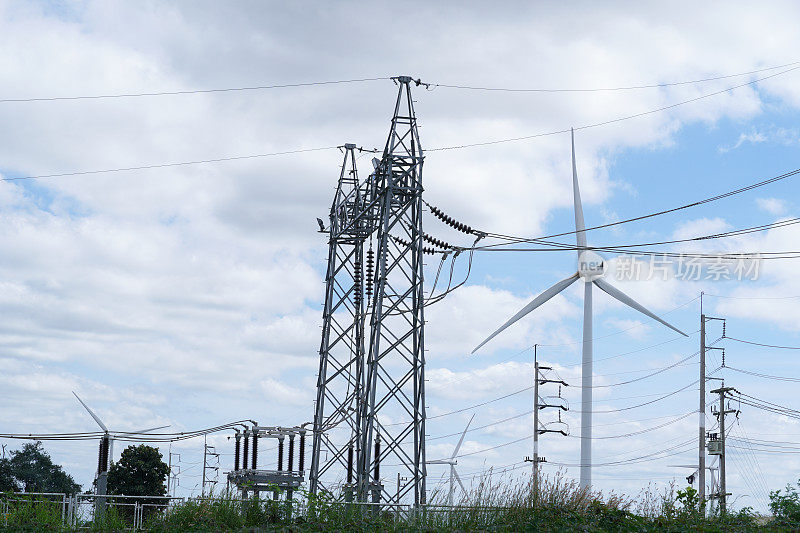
(311, 76, 427, 506)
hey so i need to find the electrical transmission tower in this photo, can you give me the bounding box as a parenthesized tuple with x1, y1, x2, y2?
(311, 76, 428, 506)
(310, 143, 368, 498)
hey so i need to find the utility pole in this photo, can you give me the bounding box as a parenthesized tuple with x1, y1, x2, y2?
(202, 436, 207, 497)
(525, 345, 568, 504)
(710, 383, 737, 514)
(168, 451, 180, 497)
(202, 437, 220, 498)
(533, 346, 540, 490)
(699, 294, 705, 507)
(699, 293, 726, 512)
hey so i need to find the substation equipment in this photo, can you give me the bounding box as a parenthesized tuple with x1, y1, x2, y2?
(227, 425, 307, 500)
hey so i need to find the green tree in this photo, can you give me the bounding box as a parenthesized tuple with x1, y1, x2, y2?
(0, 457, 16, 492)
(770, 479, 800, 527)
(107, 444, 169, 497)
(6, 442, 81, 493)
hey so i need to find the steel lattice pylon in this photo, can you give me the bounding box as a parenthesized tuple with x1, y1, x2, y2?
(309, 144, 370, 497)
(310, 77, 426, 506)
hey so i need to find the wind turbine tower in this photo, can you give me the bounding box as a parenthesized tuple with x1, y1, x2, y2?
(473, 130, 687, 489)
(427, 414, 473, 506)
(73, 392, 168, 507)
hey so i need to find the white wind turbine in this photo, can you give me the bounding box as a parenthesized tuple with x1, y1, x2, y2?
(427, 414, 474, 506)
(473, 130, 687, 489)
(73, 392, 168, 487)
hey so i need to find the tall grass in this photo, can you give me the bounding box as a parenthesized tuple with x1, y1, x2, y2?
(0, 474, 784, 531)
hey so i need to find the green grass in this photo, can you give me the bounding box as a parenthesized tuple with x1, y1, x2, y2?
(2, 474, 798, 531)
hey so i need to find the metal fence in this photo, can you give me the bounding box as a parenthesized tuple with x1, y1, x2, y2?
(1, 492, 185, 531)
(1, 491, 503, 530)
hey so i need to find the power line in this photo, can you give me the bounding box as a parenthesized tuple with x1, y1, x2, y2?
(727, 366, 800, 382)
(582, 352, 698, 389)
(572, 377, 701, 414)
(0, 420, 249, 442)
(0, 77, 391, 103)
(549, 439, 696, 468)
(725, 336, 800, 350)
(468, 164, 800, 245)
(1, 146, 338, 182)
(704, 293, 800, 300)
(7, 61, 795, 104)
(564, 411, 696, 440)
(475, 215, 800, 252)
(427, 64, 800, 152)
(4, 69, 799, 190)
(431, 61, 800, 93)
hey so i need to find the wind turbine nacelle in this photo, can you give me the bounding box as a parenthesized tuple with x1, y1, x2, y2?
(578, 251, 606, 281)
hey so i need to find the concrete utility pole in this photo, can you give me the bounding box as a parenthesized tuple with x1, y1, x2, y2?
(202, 436, 207, 497)
(699, 293, 726, 513)
(533, 348, 540, 492)
(710, 384, 736, 514)
(525, 345, 568, 503)
(699, 296, 705, 507)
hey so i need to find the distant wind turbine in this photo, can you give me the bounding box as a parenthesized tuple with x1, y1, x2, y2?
(472, 129, 687, 489)
(427, 414, 474, 506)
(73, 392, 168, 488)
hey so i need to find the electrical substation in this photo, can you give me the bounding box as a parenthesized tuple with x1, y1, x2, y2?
(6, 63, 800, 524)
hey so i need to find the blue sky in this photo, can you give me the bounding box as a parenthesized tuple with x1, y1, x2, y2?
(1, 0, 800, 512)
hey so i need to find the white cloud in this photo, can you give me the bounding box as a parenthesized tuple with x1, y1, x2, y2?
(718, 131, 767, 153)
(0, 0, 799, 501)
(756, 197, 787, 215)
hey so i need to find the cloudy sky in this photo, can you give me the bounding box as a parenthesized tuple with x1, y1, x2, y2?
(2, 0, 800, 510)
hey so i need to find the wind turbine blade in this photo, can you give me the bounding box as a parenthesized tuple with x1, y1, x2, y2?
(452, 414, 475, 459)
(571, 128, 587, 250)
(72, 392, 108, 432)
(453, 467, 466, 494)
(472, 272, 580, 353)
(593, 279, 688, 337)
(128, 425, 170, 434)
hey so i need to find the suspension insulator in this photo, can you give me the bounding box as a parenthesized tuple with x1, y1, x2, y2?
(428, 202, 476, 235)
(392, 235, 444, 256)
(354, 260, 363, 306)
(365, 249, 374, 300)
(278, 438, 284, 471)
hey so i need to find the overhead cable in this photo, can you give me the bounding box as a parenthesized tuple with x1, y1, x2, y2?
(428, 65, 800, 152)
(0, 77, 391, 103)
(431, 61, 800, 93)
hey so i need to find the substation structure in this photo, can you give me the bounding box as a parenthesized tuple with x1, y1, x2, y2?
(310, 76, 431, 506)
(227, 425, 307, 500)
